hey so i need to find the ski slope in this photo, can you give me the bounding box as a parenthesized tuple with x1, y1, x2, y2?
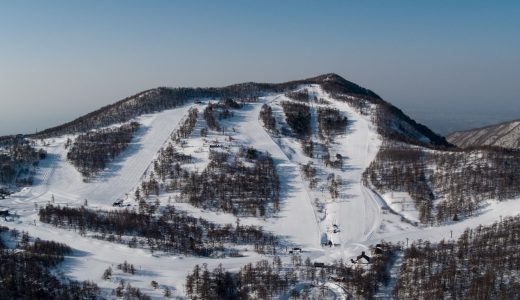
(2, 85, 519, 298)
(233, 100, 322, 248)
(255, 85, 384, 261)
(15, 105, 193, 210)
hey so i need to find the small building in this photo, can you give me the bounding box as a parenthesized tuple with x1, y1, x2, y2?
(358, 251, 370, 263)
(0, 209, 9, 217)
(314, 262, 325, 268)
(329, 275, 345, 282)
(351, 251, 371, 264)
(374, 244, 387, 255)
(0, 187, 9, 199)
(112, 200, 124, 207)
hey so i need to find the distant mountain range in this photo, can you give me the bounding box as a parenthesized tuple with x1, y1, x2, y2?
(448, 119, 520, 149)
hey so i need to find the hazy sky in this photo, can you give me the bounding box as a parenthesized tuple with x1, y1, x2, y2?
(1, 1, 519, 135)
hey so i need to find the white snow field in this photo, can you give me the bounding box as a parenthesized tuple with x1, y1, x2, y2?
(2, 86, 520, 298)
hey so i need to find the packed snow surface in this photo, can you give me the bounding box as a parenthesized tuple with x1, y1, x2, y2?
(1, 86, 519, 298)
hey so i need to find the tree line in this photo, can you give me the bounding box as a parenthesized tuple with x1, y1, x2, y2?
(394, 215, 520, 299)
(0, 137, 46, 186)
(185, 241, 400, 299)
(138, 109, 199, 196)
(179, 147, 281, 217)
(259, 104, 276, 132)
(139, 126, 281, 217)
(364, 145, 520, 223)
(173, 107, 199, 140)
(280, 101, 311, 137)
(202, 98, 243, 133)
(0, 226, 101, 299)
(317, 107, 348, 141)
(33, 87, 228, 138)
(203, 103, 221, 131)
(38, 204, 279, 256)
(285, 89, 310, 102)
(67, 121, 140, 179)
(322, 80, 450, 147)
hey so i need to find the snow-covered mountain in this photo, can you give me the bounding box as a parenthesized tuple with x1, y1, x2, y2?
(448, 119, 520, 149)
(32, 74, 450, 147)
(1, 74, 519, 299)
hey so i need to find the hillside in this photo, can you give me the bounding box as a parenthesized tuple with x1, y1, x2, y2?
(0, 74, 518, 299)
(448, 119, 520, 149)
(29, 73, 450, 148)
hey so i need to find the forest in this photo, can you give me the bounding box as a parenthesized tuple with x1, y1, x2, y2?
(146, 107, 199, 187)
(139, 102, 281, 218)
(38, 204, 279, 256)
(322, 82, 450, 147)
(285, 89, 310, 102)
(259, 104, 276, 132)
(185, 242, 399, 299)
(281, 101, 311, 136)
(394, 216, 520, 299)
(67, 121, 140, 179)
(179, 147, 281, 217)
(317, 107, 348, 140)
(202, 98, 243, 133)
(33, 87, 221, 138)
(173, 107, 199, 140)
(31, 87, 251, 138)
(364, 145, 520, 223)
(203, 103, 221, 131)
(0, 137, 46, 186)
(0, 226, 102, 299)
(372, 103, 451, 148)
(183, 216, 520, 299)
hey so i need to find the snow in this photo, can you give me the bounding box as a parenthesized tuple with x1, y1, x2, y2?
(232, 100, 322, 248)
(368, 197, 520, 246)
(448, 120, 520, 148)
(381, 192, 420, 224)
(279, 281, 351, 300)
(12, 105, 193, 212)
(1, 85, 518, 298)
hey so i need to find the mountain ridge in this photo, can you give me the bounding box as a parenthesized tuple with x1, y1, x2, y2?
(448, 118, 520, 149)
(28, 73, 450, 147)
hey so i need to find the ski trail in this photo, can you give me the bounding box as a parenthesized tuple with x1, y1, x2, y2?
(237, 98, 322, 249)
(10, 105, 194, 212)
(298, 85, 383, 261)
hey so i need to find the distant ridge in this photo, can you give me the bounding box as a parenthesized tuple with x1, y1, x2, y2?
(28, 73, 450, 147)
(448, 119, 520, 149)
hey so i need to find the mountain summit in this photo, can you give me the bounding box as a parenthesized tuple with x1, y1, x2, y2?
(32, 73, 450, 147)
